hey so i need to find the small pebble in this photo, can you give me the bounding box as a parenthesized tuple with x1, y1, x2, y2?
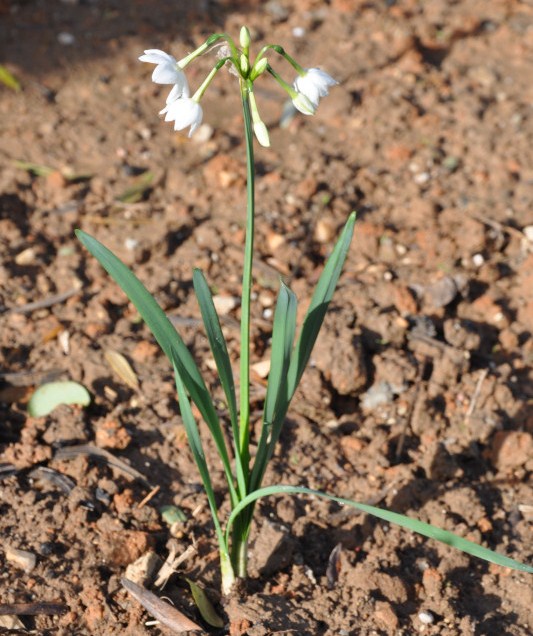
(292, 26, 306, 38)
(15, 247, 36, 265)
(523, 225, 533, 242)
(361, 381, 394, 411)
(57, 32, 76, 45)
(251, 359, 270, 378)
(414, 172, 430, 185)
(5, 546, 37, 572)
(213, 295, 239, 315)
(418, 610, 435, 625)
(193, 123, 214, 143)
(124, 237, 139, 251)
(472, 253, 485, 267)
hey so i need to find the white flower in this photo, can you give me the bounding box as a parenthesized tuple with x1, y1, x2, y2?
(293, 68, 338, 108)
(159, 98, 203, 137)
(139, 49, 189, 97)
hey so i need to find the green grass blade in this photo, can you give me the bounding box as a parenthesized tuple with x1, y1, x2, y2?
(193, 270, 238, 439)
(287, 212, 356, 399)
(171, 351, 230, 563)
(250, 282, 297, 492)
(193, 269, 245, 496)
(225, 485, 533, 574)
(76, 230, 237, 503)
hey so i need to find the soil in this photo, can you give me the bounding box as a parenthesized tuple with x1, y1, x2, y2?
(1, 0, 532, 634)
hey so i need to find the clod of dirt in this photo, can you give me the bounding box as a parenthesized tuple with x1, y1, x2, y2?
(312, 311, 367, 395)
(249, 520, 296, 577)
(97, 529, 155, 567)
(124, 551, 162, 587)
(94, 419, 132, 450)
(374, 600, 399, 631)
(489, 431, 533, 472)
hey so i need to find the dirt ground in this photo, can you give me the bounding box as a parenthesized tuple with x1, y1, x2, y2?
(1, 0, 533, 634)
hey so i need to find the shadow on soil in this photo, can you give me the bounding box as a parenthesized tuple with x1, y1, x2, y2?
(1, 0, 263, 80)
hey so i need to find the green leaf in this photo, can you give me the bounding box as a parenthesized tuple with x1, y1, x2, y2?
(116, 171, 154, 203)
(28, 381, 91, 417)
(226, 485, 533, 575)
(160, 505, 187, 526)
(287, 212, 356, 399)
(193, 270, 238, 441)
(14, 160, 55, 177)
(76, 230, 237, 503)
(193, 269, 245, 499)
(185, 578, 224, 628)
(0, 65, 21, 92)
(171, 349, 230, 567)
(250, 282, 297, 492)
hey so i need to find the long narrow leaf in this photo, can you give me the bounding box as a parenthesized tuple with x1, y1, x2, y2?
(76, 230, 237, 502)
(193, 272, 238, 439)
(225, 485, 533, 575)
(287, 212, 356, 399)
(193, 269, 245, 498)
(171, 349, 230, 564)
(250, 282, 297, 492)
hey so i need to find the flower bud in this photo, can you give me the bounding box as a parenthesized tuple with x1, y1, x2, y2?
(240, 53, 250, 76)
(253, 121, 270, 147)
(240, 26, 251, 50)
(292, 92, 316, 116)
(250, 57, 268, 81)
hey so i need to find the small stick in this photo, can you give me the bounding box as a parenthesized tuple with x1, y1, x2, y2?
(121, 578, 202, 633)
(0, 602, 68, 616)
(55, 444, 150, 486)
(4, 287, 81, 314)
(137, 485, 160, 509)
(465, 368, 489, 423)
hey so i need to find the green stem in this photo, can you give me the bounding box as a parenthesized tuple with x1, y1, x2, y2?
(254, 44, 306, 76)
(231, 535, 249, 579)
(238, 81, 255, 475)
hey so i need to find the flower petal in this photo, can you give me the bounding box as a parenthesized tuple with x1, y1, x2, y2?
(152, 62, 182, 84)
(138, 49, 175, 64)
(293, 68, 338, 110)
(166, 80, 190, 104)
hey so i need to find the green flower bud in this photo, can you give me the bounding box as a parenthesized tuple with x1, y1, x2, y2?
(250, 57, 268, 81)
(240, 26, 251, 50)
(240, 53, 250, 76)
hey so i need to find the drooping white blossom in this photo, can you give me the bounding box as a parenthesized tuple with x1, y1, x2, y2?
(159, 97, 203, 137)
(139, 49, 189, 98)
(293, 68, 338, 109)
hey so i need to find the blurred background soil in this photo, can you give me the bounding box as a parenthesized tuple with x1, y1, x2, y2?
(0, 0, 532, 634)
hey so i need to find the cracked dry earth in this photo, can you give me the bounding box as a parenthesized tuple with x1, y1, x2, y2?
(1, 0, 532, 634)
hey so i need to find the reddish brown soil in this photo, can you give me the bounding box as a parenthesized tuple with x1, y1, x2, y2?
(1, 1, 532, 634)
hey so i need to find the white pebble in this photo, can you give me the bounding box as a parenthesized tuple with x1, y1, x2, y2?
(414, 172, 430, 185)
(262, 308, 273, 319)
(472, 253, 485, 267)
(418, 610, 435, 625)
(292, 26, 306, 38)
(213, 295, 239, 315)
(124, 237, 138, 251)
(523, 225, 533, 242)
(57, 32, 76, 45)
(193, 124, 214, 143)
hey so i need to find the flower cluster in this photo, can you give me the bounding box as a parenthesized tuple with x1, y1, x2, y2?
(139, 28, 337, 146)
